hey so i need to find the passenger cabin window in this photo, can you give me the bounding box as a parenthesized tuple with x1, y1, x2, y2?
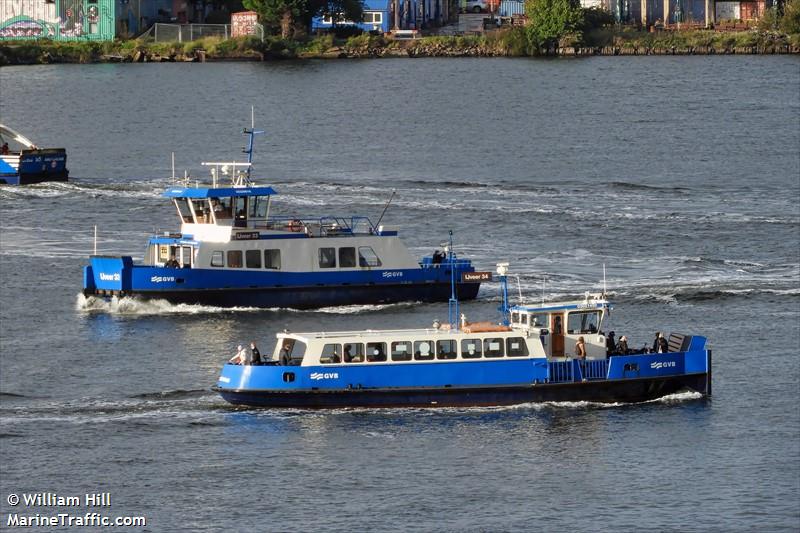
(530, 313, 548, 328)
(506, 337, 529, 357)
(245, 249, 261, 268)
(319, 247, 336, 268)
(436, 340, 457, 360)
(520, 314, 529, 325)
(210, 251, 224, 267)
(511, 312, 520, 324)
(343, 343, 364, 363)
(391, 341, 412, 361)
(358, 247, 382, 267)
(484, 338, 505, 358)
(227, 250, 243, 268)
(461, 339, 483, 359)
(414, 340, 434, 361)
(339, 247, 356, 268)
(567, 311, 600, 334)
(174, 198, 193, 223)
(320, 343, 341, 364)
(366, 342, 387, 362)
(264, 249, 281, 270)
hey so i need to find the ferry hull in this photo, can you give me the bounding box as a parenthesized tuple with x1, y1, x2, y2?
(0, 149, 69, 185)
(90, 282, 480, 308)
(214, 373, 710, 408)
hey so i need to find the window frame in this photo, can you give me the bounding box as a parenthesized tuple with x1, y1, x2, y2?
(366, 342, 387, 362)
(414, 340, 434, 361)
(339, 247, 356, 268)
(319, 247, 337, 269)
(264, 249, 281, 270)
(391, 341, 412, 361)
(436, 339, 457, 360)
(506, 337, 529, 357)
(483, 337, 505, 358)
(210, 250, 224, 267)
(245, 249, 262, 269)
(461, 338, 483, 359)
(226, 250, 243, 268)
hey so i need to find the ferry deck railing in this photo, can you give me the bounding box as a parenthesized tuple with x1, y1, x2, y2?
(548, 359, 609, 383)
(251, 216, 376, 236)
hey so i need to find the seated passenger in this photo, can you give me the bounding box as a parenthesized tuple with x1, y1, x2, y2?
(605, 331, 616, 356)
(343, 345, 352, 363)
(229, 344, 247, 365)
(279, 342, 292, 366)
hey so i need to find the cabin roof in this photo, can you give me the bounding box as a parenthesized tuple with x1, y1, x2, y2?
(277, 326, 522, 342)
(511, 298, 611, 313)
(163, 186, 278, 199)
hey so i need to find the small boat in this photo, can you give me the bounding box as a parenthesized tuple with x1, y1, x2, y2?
(82, 124, 482, 308)
(0, 124, 68, 185)
(213, 263, 712, 408)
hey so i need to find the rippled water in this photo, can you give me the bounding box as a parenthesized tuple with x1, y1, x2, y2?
(1, 57, 798, 531)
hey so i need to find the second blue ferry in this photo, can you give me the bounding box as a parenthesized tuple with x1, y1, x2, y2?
(82, 126, 480, 308)
(214, 262, 712, 408)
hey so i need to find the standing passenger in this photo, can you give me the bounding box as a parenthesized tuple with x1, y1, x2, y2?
(657, 332, 669, 353)
(575, 336, 587, 359)
(250, 341, 262, 365)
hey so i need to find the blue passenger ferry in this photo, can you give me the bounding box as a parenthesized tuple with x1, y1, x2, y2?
(214, 263, 712, 408)
(82, 125, 480, 308)
(0, 124, 68, 185)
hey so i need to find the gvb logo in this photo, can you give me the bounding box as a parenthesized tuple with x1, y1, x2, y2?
(310, 372, 339, 380)
(651, 361, 677, 370)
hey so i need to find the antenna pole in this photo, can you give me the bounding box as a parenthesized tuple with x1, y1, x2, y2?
(603, 263, 607, 297)
(374, 189, 396, 230)
(171, 152, 175, 181)
(516, 274, 523, 301)
(447, 230, 459, 331)
(93, 225, 97, 256)
(542, 276, 546, 305)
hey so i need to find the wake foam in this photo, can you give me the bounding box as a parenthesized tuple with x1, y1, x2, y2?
(75, 293, 261, 315)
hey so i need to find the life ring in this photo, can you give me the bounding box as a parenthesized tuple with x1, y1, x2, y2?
(288, 219, 304, 232)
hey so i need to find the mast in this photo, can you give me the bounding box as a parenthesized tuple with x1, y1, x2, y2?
(447, 230, 459, 331)
(242, 108, 264, 183)
(497, 263, 510, 325)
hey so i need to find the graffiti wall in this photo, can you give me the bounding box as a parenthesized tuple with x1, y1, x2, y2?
(0, 0, 114, 40)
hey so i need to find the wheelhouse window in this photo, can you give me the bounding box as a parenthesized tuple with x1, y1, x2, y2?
(506, 337, 529, 357)
(511, 311, 520, 324)
(343, 342, 364, 363)
(174, 198, 193, 223)
(530, 313, 548, 328)
(264, 249, 281, 270)
(436, 340, 457, 360)
(227, 250, 243, 268)
(320, 343, 341, 364)
(358, 246, 382, 267)
(567, 311, 600, 334)
(484, 338, 505, 358)
(210, 251, 224, 267)
(461, 339, 482, 359)
(245, 249, 261, 268)
(280, 339, 306, 365)
(391, 341, 412, 361)
(212, 197, 233, 219)
(414, 340, 434, 361)
(248, 196, 270, 220)
(233, 197, 247, 227)
(339, 247, 356, 268)
(366, 342, 387, 362)
(319, 247, 336, 268)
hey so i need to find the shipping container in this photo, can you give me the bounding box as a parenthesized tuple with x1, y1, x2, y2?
(0, 0, 116, 41)
(740, 1, 764, 19)
(499, 0, 525, 17)
(715, 1, 740, 20)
